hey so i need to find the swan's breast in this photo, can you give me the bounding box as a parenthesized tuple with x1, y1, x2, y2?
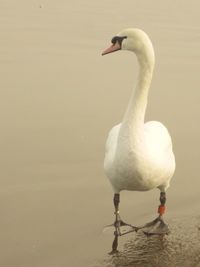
(104, 121, 175, 193)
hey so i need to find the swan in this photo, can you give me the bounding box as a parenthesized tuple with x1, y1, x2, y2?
(102, 28, 175, 252)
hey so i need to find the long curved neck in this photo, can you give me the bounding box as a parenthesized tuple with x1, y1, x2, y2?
(119, 48, 155, 141)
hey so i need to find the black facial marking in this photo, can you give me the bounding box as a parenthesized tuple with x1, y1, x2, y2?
(111, 36, 127, 46)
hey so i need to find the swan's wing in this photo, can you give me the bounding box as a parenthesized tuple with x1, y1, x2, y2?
(144, 121, 173, 153)
(105, 124, 121, 153)
(104, 123, 121, 172)
(144, 121, 175, 190)
(144, 121, 176, 186)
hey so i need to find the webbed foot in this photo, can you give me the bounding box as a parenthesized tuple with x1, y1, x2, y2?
(141, 216, 170, 236)
(104, 218, 138, 236)
(109, 220, 138, 254)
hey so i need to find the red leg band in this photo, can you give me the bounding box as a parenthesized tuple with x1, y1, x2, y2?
(158, 205, 166, 216)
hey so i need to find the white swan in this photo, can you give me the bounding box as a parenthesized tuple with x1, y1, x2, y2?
(102, 28, 175, 252)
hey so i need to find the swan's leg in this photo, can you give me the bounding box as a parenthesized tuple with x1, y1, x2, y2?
(111, 193, 120, 253)
(158, 191, 167, 217)
(110, 193, 138, 254)
(141, 192, 170, 235)
(113, 193, 122, 235)
(113, 193, 138, 234)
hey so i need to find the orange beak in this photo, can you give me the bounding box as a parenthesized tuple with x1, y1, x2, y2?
(102, 41, 121, 56)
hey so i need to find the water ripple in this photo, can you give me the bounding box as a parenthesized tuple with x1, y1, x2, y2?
(96, 216, 200, 267)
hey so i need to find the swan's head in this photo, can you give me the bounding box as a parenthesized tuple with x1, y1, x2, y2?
(102, 28, 154, 60)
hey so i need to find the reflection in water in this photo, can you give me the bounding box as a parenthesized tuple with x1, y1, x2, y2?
(97, 217, 200, 267)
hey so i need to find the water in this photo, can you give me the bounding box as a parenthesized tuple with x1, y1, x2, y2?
(0, 1, 200, 266)
(97, 217, 200, 267)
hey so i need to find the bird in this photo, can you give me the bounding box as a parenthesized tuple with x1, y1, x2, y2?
(102, 28, 175, 253)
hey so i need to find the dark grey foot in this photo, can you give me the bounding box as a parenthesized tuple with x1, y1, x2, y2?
(106, 219, 138, 254)
(108, 193, 139, 254)
(109, 231, 119, 254)
(141, 217, 170, 236)
(104, 219, 138, 236)
(109, 223, 138, 255)
(114, 218, 138, 236)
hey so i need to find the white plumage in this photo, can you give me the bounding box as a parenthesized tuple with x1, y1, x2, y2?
(103, 28, 175, 194)
(102, 29, 175, 251)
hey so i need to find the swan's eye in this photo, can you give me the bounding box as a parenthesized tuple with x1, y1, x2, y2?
(111, 36, 127, 45)
(111, 36, 118, 44)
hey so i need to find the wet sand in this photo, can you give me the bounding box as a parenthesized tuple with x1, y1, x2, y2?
(0, 1, 200, 266)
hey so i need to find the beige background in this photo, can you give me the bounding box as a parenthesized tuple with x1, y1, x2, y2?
(0, 1, 200, 266)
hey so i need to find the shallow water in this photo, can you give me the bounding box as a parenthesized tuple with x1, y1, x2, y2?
(97, 217, 200, 267)
(0, 1, 200, 266)
(95, 217, 200, 267)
